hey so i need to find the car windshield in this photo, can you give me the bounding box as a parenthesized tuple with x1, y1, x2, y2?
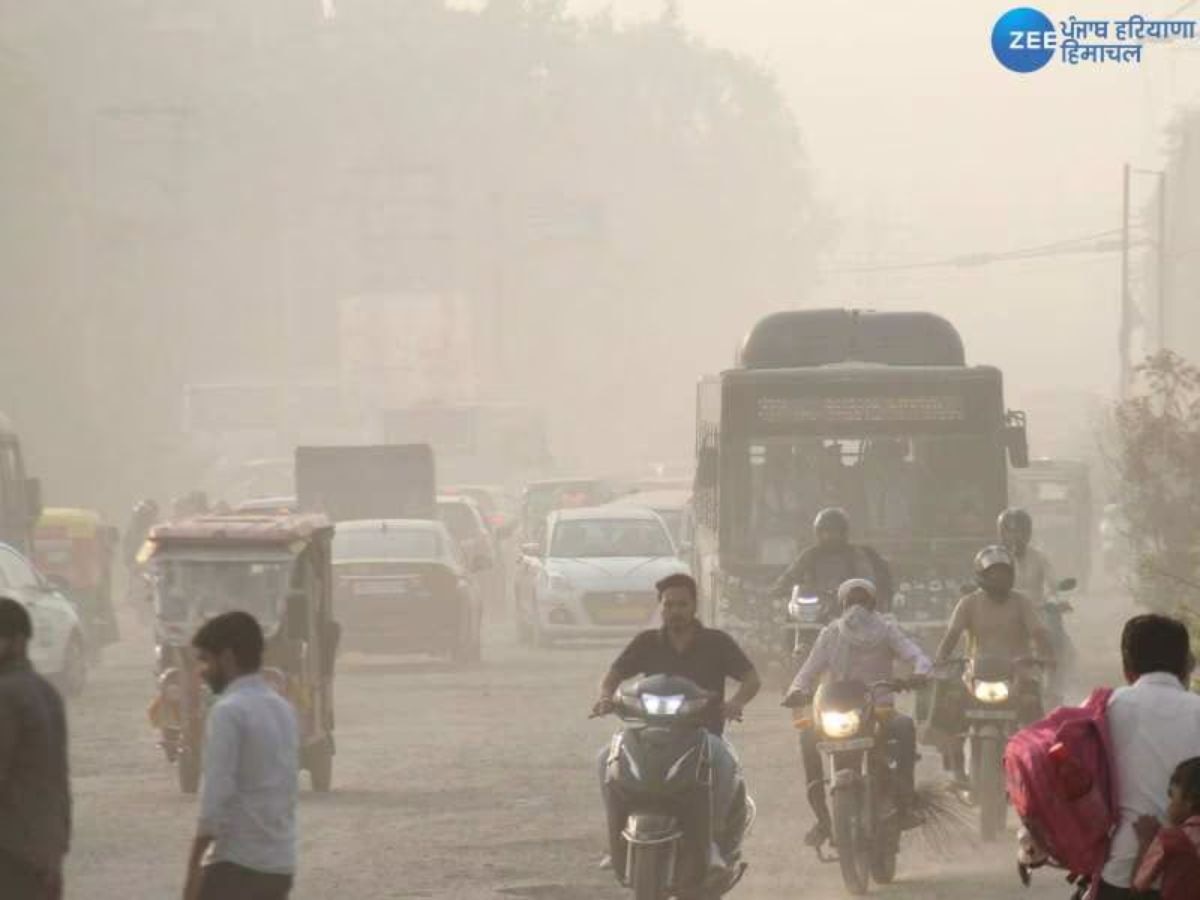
(153, 557, 292, 631)
(333, 528, 441, 561)
(549, 518, 674, 558)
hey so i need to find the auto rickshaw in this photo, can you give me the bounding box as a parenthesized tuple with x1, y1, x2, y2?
(32, 508, 121, 653)
(142, 512, 340, 794)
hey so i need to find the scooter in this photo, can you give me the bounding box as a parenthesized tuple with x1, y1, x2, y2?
(599, 674, 754, 900)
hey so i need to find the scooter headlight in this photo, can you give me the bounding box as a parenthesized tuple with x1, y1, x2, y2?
(973, 680, 1011, 704)
(819, 709, 862, 738)
(787, 595, 822, 623)
(641, 693, 686, 716)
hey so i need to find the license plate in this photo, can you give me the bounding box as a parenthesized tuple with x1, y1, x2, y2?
(592, 605, 652, 625)
(966, 709, 1017, 721)
(817, 737, 875, 752)
(353, 580, 410, 597)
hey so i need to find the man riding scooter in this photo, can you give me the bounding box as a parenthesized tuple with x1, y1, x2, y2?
(592, 572, 762, 884)
(783, 578, 931, 848)
(770, 508, 894, 613)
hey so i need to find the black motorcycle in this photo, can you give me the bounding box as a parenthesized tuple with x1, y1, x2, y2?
(601, 674, 753, 900)
(787, 586, 838, 664)
(786, 678, 918, 896)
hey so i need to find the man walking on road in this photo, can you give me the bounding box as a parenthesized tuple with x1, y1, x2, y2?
(1099, 614, 1200, 899)
(0, 596, 71, 900)
(183, 611, 298, 900)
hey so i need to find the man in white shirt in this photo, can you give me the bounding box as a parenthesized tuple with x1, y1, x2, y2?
(182, 611, 298, 900)
(1100, 614, 1200, 899)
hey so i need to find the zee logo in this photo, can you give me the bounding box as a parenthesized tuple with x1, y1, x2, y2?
(992, 7, 1057, 72)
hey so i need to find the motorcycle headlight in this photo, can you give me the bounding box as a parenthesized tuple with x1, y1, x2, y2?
(819, 709, 862, 738)
(973, 680, 1011, 704)
(641, 693, 686, 716)
(788, 596, 822, 622)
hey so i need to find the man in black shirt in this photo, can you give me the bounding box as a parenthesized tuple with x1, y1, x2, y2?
(593, 573, 761, 872)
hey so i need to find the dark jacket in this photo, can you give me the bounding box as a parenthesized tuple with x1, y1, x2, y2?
(0, 658, 71, 869)
(770, 543, 894, 612)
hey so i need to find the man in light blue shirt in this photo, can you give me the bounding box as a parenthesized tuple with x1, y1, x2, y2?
(183, 611, 298, 900)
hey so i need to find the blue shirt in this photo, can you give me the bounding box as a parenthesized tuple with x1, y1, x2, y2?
(198, 673, 298, 875)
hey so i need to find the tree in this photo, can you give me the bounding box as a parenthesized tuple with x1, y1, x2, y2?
(1110, 350, 1200, 646)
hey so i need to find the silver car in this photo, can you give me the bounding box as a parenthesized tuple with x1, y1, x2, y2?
(513, 506, 689, 646)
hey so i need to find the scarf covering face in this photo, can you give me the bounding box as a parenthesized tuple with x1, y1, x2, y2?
(828, 603, 891, 680)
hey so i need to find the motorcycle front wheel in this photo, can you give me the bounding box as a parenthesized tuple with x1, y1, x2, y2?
(833, 786, 870, 895)
(974, 738, 1007, 841)
(629, 843, 667, 900)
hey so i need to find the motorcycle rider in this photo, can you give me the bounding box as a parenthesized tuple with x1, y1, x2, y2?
(932, 545, 1055, 781)
(770, 507, 894, 613)
(783, 578, 932, 848)
(998, 508, 1057, 602)
(592, 572, 761, 878)
(998, 507, 1072, 702)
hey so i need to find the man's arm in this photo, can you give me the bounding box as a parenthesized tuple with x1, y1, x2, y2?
(887, 622, 933, 676)
(185, 704, 239, 900)
(721, 634, 761, 719)
(935, 596, 970, 663)
(593, 633, 646, 716)
(867, 547, 894, 610)
(0, 685, 20, 796)
(769, 548, 812, 597)
(1019, 592, 1055, 664)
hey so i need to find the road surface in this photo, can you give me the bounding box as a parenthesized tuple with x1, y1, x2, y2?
(65, 587, 1128, 899)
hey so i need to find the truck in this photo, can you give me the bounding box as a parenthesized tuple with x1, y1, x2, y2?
(692, 309, 1029, 675)
(0, 413, 41, 553)
(295, 445, 436, 523)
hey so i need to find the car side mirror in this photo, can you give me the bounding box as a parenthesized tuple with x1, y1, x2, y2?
(1057, 577, 1077, 592)
(286, 590, 309, 640)
(1005, 410, 1029, 469)
(520, 542, 541, 557)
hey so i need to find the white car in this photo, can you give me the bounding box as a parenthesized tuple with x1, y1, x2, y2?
(0, 541, 87, 695)
(514, 506, 690, 646)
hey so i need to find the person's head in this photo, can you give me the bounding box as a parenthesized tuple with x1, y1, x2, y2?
(656, 572, 698, 630)
(973, 544, 1016, 599)
(1167, 757, 1200, 825)
(838, 578, 877, 613)
(0, 597, 31, 665)
(1121, 613, 1192, 685)
(192, 610, 264, 694)
(998, 508, 1033, 554)
(813, 507, 850, 550)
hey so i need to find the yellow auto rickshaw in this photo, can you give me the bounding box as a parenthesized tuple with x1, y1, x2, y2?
(143, 512, 340, 793)
(33, 508, 121, 651)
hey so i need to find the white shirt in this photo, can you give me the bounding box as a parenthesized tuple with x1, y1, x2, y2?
(1102, 671, 1200, 887)
(198, 673, 299, 875)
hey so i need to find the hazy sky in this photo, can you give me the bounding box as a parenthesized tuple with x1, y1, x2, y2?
(565, 0, 1199, 403)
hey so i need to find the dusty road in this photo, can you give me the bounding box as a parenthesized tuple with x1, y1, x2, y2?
(64, 587, 1131, 900)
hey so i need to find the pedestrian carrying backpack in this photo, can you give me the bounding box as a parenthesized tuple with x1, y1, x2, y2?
(1004, 688, 1118, 888)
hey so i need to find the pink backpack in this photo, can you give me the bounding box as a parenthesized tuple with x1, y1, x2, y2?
(1004, 688, 1118, 888)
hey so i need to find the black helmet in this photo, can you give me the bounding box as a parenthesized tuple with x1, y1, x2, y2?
(997, 507, 1033, 540)
(813, 507, 850, 536)
(973, 544, 1015, 577)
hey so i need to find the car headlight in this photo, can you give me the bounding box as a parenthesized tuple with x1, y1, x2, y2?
(642, 693, 686, 716)
(546, 573, 573, 593)
(819, 709, 862, 738)
(974, 680, 1011, 704)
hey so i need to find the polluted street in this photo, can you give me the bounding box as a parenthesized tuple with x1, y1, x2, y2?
(2, 3, 1200, 900)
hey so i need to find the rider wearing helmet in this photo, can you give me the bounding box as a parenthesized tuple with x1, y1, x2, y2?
(770, 508, 894, 612)
(935, 544, 1054, 667)
(785, 577, 932, 847)
(997, 508, 1058, 604)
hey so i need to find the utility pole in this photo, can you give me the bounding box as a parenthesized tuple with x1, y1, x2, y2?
(1119, 163, 1132, 399)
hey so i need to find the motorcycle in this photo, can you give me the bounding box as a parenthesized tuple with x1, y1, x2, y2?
(787, 586, 838, 665)
(941, 655, 1045, 841)
(786, 678, 918, 895)
(1041, 577, 1077, 708)
(600, 674, 754, 900)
